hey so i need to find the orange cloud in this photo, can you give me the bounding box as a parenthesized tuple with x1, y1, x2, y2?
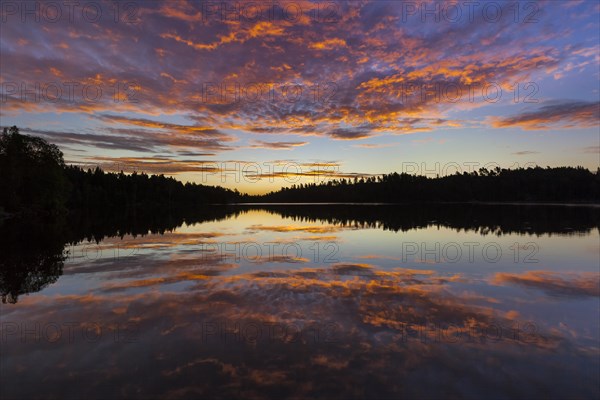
(491, 101, 600, 130)
(493, 271, 600, 297)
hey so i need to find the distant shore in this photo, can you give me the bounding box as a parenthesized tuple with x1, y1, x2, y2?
(232, 201, 600, 207)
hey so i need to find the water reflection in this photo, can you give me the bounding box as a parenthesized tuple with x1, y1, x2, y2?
(0, 204, 598, 399)
(0, 207, 239, 303)
(0, 218, 65, 304)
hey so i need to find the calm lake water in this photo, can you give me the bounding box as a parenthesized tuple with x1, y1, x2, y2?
(1, 204, 599, 399)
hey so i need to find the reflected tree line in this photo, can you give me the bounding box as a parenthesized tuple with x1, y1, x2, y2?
(1, 127, 599, 302)
(248, 204, 600, 236)
(0, 207, 242, 303)
(2, 203, 598, 303)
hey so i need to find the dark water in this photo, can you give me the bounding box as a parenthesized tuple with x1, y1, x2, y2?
(1, 204, 599, 399)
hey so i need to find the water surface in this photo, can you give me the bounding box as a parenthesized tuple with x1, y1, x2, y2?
(1, 204, 599, 399)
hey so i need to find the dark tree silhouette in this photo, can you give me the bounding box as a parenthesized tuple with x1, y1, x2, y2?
(0, 127, 241, 216)
(1, 127, 598, 218)
(0, 126, 69, 214)
(252, 167, 600, 203)
(0, 218, 66, 304)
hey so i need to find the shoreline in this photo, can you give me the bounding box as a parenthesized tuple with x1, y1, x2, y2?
(230, 201, 600, 207)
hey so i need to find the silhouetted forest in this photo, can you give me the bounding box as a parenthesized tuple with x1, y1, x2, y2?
(256, 167, 600, 203)
(1, 126, 599, 219)
(0, 126, 240, 217)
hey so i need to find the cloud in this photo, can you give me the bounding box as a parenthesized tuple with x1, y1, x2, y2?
(493, 271, 600, 297)
(21, 127, 232, 153)
(327, 127, 372, 140)
(2, 0, 590, 146)
(249, 140, 308, 150)
(245, 224, 345, 234)
(68, 156, 377, 183)
(308, 38, 347, 50)
(491, 101, 600, 130)
(512, 151, 540, 155)
(94, 114, 233, 141)
(79, 156, 222, 175)
(4, 256, 585, 399)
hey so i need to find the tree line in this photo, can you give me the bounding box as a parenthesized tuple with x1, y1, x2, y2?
(0, 126, 241, 216)
(1, 126, 599, 218)
(256, 166, 600, 203)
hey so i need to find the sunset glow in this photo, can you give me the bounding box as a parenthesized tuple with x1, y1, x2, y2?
(1, 1, 598, 193)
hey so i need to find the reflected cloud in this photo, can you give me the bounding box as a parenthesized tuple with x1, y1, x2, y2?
(1, 206, 599, 398)
(249, 140, 309, 150)
(3, 260, 597, 399)
(245, 224, 348, 234)
(493, 271, 600, 297)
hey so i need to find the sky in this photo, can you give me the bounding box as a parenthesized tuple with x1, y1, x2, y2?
(1, 0, 599, 194)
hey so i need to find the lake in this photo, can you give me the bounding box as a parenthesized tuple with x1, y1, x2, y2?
(1, 204, 599, 399)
